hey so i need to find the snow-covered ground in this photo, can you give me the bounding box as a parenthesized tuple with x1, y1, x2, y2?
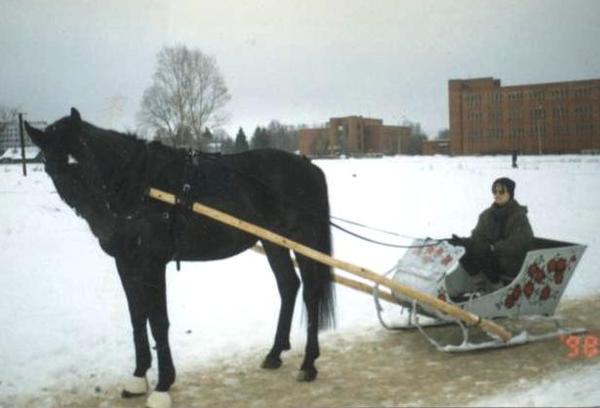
(0, 146, 40, 161)
(1, 155, 599, 406)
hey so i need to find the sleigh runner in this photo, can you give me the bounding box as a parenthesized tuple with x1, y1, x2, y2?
(376, 238, 587, 351)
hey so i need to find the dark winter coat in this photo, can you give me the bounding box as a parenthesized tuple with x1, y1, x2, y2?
(463, 199, 534, 279)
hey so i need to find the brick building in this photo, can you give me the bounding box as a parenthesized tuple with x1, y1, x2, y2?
(449, 77, 600, 155)
(422, 139, 450, 155)
(298, 116, 411, 157)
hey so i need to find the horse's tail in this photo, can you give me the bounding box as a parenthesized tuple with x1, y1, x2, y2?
(314, 211, 336, 331)
(305, 165, 336, 331)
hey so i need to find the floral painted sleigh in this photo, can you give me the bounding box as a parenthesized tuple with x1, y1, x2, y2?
(376, 238, 587, 351)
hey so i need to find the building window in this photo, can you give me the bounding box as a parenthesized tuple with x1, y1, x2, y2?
(574, 106, 593, 119)
(576, 124, 593, 137)
(530, 107, 546, 119)
(488, 111, 503, 121)
(465, 93, 483, 107)
(553, 106, 569, 119)
(508, 110, 523, 121)
(529, 90, 545, 101)
(486, 128, 503, 138)
(530, 126, 546, 137)
(508, 92, 524, 102)
(466, 111, 484, 121)
(574, 87, 592, 97)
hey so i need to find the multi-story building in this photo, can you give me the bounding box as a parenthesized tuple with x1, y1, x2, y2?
(449, 77, 600, 155)
(298, 116, 411, 157)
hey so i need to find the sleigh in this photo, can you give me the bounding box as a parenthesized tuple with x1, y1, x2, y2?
(375, 238, 588, 351)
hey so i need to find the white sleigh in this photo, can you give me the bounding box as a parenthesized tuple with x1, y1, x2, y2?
(375, 238, 587, 351)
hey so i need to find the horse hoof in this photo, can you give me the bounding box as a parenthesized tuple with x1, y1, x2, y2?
(261, 355, 282, 369)
(296, 368, 318, 382)
(122, 375, 149, 398)
(146, 391, 172, 408)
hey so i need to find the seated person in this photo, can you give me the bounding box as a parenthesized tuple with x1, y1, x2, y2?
(449, 177, 534, 290)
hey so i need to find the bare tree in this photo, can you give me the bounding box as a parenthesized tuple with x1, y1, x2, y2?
(266, 120, 299, 152)
(138, 46, 231, 149)
(0, 105, 18, 134)
(436, 129, 450, 140)
(406, 122, 428, 155)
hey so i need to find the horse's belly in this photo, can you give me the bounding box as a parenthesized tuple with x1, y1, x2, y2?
(175, 228, 258, 261)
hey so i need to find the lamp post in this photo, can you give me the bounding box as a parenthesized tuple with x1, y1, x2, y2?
(536, 105, 543, 155)
(18, 113, 27, 176)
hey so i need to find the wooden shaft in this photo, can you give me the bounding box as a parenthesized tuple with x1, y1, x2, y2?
(148, 187, 512, 342)
(250, 245, 400, 305)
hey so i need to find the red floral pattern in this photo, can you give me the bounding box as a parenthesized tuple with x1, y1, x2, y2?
(498, 253, 576, 310)
(528, 264, 546, 283)
(441, 255, 453, 266)
(540, 285, 551, 301)
(511, 284, 522, 301)
(524, 281, 535, 298)
(554, 270, 564, 285)
(556, 258, 567, 273)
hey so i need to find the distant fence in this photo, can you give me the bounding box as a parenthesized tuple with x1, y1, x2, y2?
(0, 119, 45, 166)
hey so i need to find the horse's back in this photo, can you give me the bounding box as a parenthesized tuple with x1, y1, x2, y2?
(223, 149, 328, 203)
(225, 149, 320, 176)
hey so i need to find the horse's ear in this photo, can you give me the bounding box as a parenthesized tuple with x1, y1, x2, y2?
(70, 108, 82, 127)
(24, 121, 45, 146)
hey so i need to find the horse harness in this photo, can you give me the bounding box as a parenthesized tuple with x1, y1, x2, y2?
(168, 149, 225, 270)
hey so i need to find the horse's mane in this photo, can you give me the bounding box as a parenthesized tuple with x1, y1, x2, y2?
(70, 118, 233, 220)
(73, 121, 168, 216)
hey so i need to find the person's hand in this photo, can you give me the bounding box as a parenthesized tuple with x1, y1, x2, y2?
(447, 234, 465, 246)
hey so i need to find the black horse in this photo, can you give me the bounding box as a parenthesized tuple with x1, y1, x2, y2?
(25, 108, 335, 406)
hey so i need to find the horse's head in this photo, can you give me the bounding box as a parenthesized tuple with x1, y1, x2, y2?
(26, 109, 116, 238)
(25, 108, 84, 175)
(29, 107, 150, 217)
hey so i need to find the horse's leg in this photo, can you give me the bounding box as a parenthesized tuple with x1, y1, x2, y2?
(144, 261, 176, 408)
(295, 254, 323, 382)
(116, 258, 152, 398)
(261, 241, 300, 370)
(117, 258, 174, 408)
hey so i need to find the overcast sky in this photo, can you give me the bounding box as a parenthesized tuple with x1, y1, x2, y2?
(2, 0, 600, 138)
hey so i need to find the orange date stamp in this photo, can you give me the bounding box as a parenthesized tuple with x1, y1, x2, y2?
(560, 333, 599, 359)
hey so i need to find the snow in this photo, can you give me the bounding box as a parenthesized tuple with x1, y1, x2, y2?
(471, 363, 600, 407)
(0, 146, 40, 161)
(1, 154, 600, 406)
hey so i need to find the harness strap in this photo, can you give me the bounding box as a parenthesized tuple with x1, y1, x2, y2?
(171, 149, 202, 271)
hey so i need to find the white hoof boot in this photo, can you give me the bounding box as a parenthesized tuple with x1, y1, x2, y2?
(146, 391, 172, 408)
(121, 375, 149, 398)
